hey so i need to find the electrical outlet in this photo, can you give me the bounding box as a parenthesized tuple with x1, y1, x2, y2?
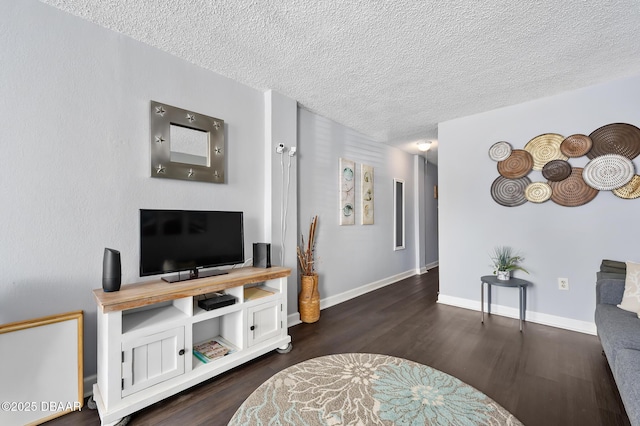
(558, 277, 569, 290)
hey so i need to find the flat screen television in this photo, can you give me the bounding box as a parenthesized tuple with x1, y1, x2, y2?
(140, 209, 244, 282)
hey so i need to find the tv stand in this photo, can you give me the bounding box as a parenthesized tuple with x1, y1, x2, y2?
(161, 268, 229, 283)
(92, 266, 291, 426)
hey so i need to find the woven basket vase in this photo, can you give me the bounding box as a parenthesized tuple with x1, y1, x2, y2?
(299, 274, 320, 323)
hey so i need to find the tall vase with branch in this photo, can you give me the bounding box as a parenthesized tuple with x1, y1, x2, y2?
(297, 215, 319, 323)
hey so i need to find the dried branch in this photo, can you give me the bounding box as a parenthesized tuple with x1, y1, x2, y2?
(297, 215, 318, 276)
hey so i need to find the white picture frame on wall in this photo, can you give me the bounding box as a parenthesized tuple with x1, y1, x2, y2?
(361, 164, 374, 225)
(393, 178, 405, 250)
(0, 311, 84, 426)
(340, 158, 355, 225)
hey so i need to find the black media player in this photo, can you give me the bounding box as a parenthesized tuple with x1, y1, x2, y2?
(198, 294, 236, 311)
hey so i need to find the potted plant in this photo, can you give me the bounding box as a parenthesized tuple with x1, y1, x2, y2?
(490, 246, 528, 280)
(297, 215, 319, 322)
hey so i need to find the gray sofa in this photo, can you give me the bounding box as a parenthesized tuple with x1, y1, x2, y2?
(595, 266, 640, 426)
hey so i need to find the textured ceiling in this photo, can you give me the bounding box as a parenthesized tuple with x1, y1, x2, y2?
(40, 1, 640, 162)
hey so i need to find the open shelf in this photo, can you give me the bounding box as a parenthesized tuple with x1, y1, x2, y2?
(243, 284, 279, 303)
(122, 303, 187, 336)
(191, 335, 239, 370)
(192, 301, 242, 321)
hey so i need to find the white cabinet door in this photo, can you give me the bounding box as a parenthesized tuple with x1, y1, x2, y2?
(122, 326, 185, 397)
(247, 301, 282, 347)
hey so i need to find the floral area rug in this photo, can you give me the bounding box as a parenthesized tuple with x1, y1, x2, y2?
(229, 353, 522, 425)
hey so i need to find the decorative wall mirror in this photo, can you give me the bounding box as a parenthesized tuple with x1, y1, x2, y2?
(150, 101, 225, 183)
(393, 178, 405, 250)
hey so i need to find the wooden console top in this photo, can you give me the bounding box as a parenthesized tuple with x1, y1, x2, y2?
(93, 266, 291, 313)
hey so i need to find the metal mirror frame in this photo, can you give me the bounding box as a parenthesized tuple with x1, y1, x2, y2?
(150, 100, 225, 183)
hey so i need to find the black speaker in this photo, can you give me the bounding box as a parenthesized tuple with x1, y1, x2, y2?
(253, 243, 271, 268)
(102, 248, 121, 292)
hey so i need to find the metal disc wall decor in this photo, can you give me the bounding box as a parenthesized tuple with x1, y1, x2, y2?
(548, 167, 598, 207)
(613, 175, 640, 199)
(497, 149, 533, 178)
(588, 123, 640, 160)
(491, 176, 531, 207)
(525, 182, 552, 203)
(541, 159, 572, 181)
(524, 133, 568, 170)
(560, 134, 593, 157)
(488, 141, 512, 161)
(582, 154, 635, 190)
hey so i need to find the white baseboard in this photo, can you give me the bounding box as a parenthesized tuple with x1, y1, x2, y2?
(287, 269, 417, 328)
(416, 261, 439, 275)
(437, 294, 597, 335)
(84, 375, 97, 398)
(320, 269, 417, 311)
(287, 312, 301, 327)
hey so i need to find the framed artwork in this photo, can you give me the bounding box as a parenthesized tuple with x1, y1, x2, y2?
(339, 158, 355, 225)
(361, 164, 374, 224)
(393, 178, 405, 250)
(0, 311, 84, 425)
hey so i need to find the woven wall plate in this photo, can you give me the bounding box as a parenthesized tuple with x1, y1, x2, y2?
(588, 123, 640, 160)
(560, 134, 593, 157)
(548, 167, 598, 207)
(497, 149, 533, 178)
(491, 176, 531, 207)
(489, 141, 512, 161)
(613, 175, 640, 199)
(525, 182, 552, 203)
(582, 154, 635, 190)
(524, 133, 568, 170)
(542, 159, 572, 181)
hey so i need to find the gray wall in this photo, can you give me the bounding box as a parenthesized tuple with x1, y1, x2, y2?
(438, 74, 640, 333)
(424, 161, 439, 268)
(2, 1, 436, 380)
(297, 108, 418, 304)
(0, 1, 280, 376)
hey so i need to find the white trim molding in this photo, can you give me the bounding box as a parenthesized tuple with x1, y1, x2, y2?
(288, 269, 417, 327)
(437, 294, 597, 335)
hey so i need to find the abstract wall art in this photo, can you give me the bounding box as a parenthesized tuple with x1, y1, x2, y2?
(489, 122, 640, 207)
(339, 158, 355, 225)
(361, 164, 374, 225)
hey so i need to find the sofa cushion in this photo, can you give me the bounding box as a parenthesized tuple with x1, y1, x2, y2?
(597, 278, 625, 305)
(601, 259, 628, 274)
(613, 349, 640, 426)
(595, 304, 640, 364)
(619, 261, 640, 316)
(597, 271, 627, 282)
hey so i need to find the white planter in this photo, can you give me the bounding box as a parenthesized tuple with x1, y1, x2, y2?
(497, 270, 511, 280)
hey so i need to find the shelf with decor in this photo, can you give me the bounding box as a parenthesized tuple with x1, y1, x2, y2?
(92, 266, 291, 426)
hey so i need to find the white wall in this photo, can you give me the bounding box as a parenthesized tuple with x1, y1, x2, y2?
(264, 90, 299, 318)
(0, 1, 270, 376)
(438, 74, 640, 333)
(297, 108, 418, 303)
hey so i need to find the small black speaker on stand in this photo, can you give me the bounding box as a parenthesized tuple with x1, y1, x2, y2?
(253, 243, 271, 268)
(102, 248, 121, 292)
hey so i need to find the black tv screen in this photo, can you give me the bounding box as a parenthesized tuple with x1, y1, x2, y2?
(140, 209, 244, 279)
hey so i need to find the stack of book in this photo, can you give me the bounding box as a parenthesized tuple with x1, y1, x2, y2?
(193, 338, 234, 363)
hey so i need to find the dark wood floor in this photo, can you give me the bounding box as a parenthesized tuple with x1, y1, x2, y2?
(49, 268, 630, 425)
